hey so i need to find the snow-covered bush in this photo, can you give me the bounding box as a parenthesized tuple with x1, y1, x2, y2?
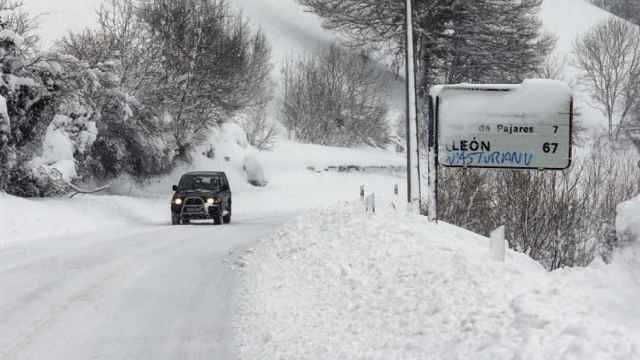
(617, 195, 640, 246)
(281, 44, 390, 148)
(238, 104, 278, 151)
(438, 138, 640, 270)
(85, 93, 175, 180)
(242, 154, 267, 187)
(0, 27, 58, 196)
(139, 0, 273, 160)
(33, 52, 176, 184)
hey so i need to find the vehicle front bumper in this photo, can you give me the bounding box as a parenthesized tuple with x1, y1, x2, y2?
(173, 200, 222, 220)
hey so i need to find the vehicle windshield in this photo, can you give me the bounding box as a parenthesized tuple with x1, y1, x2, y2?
(178, 175, 223, 191)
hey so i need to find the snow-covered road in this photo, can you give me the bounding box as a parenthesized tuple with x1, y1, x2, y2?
(0, 211, 288, 360)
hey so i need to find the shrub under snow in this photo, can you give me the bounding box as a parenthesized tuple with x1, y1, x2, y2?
(617, 195, 640, 245)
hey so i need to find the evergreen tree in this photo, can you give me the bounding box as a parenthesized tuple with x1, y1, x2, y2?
(0, 30, 57, 196)
(299, 0, 554, 94)
(590, 0, 640, 25)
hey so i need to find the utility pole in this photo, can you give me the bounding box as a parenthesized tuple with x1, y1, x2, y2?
(405, 0, 420, 208)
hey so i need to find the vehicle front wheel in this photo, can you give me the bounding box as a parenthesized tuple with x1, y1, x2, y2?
(171, 213, 180, 225)
(213, 212, 223, 225)
(223, 203, 232, 224)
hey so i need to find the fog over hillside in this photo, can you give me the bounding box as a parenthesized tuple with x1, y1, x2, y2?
(231, 0, 337, 65)
(540, 0, 613, 54)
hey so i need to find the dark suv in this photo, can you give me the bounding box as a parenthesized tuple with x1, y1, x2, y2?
(171, 171, 232, 225)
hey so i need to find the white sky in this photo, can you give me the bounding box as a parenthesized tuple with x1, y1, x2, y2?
(24, 0, 103, 49)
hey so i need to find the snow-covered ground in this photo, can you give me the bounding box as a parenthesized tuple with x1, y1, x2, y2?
(235, 200, 640, 359)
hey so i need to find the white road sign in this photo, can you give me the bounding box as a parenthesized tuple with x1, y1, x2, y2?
(431, 80, 573, 170)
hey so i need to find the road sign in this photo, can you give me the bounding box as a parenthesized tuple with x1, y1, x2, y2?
(431, 80, 573, 170)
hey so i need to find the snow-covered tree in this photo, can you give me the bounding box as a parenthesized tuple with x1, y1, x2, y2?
(57, 0, 161, 96)
(574, 17, 640, 140)
(0, 0, 39, 57)
(139, 0, 273, 160)
(299, 0, 554, 94)
(35, 52, 175, 183)
(0, 31, 56, 196)
(590, 0, 640, 25)
(281, 44, 389, 147)
(53, 0, 273, 181)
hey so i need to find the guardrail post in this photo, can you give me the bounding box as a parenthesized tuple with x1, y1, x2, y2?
(490, 225, 506, 262)
(366, 193, 376, 213)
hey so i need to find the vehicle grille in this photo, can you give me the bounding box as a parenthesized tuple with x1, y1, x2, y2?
(182, 196, 206, 215)
(185, 197, 204, 205)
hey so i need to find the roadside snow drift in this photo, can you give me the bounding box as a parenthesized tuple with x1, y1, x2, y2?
(618, 195, 640, 243)
(0, 193, 166, 246)
(235, 201, 640, 359)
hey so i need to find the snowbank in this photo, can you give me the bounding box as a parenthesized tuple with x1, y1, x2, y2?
(236, 201, 640, 359)
(617, 195, 640, 244)
(0, 192, 166, 247)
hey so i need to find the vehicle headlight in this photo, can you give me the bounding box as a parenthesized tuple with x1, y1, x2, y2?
(174, 198, 183, 205)
(207, 198, 215, 205)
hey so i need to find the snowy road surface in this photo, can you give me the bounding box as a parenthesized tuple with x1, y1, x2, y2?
(0, 211, 288, 360)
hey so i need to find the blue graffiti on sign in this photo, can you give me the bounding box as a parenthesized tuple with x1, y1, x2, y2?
(445, 151, 534, 167)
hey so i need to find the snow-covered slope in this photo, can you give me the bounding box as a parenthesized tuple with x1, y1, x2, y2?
(540, 0, 617, 130)
(230, 0, 406, 114)
(231, 0, 336, 66)
(541, 0, 613, 57)
(235, 200, 640, 359)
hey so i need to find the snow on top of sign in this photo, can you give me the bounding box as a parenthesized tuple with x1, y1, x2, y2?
(430, 79, 571, 98)
(432, 79, 572, 124)
(430, 83, 519, 96)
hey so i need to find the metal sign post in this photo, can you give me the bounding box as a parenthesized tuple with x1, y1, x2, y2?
(427, 96, 438, 222)
(405, 0, 420, 208)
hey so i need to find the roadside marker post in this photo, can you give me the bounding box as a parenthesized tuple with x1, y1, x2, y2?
(366, 193, 376, 214)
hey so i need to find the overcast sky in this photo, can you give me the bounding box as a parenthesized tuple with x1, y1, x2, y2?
(24, 0, 103, 49)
